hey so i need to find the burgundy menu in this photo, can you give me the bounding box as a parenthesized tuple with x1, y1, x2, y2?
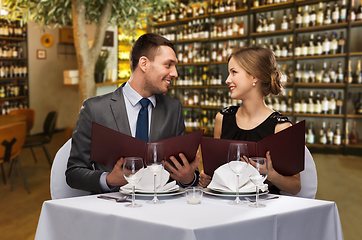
(90, 122, 204, 168)
(201, 120, 305, 176)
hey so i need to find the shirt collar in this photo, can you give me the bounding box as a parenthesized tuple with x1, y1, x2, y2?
(123, 81, 156, 108)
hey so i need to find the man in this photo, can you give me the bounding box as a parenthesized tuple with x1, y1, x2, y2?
(66, 33, 199, 193)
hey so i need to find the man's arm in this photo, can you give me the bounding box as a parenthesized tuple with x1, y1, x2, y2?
(66, 99, 108, 193)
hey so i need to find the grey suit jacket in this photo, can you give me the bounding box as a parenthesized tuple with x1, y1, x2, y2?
(66, 85, 186, 193)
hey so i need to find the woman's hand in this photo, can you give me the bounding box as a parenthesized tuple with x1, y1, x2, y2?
(199, 170, 212, 187)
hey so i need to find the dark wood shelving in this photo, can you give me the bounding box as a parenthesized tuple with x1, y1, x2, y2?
(151, 0, 362, 154)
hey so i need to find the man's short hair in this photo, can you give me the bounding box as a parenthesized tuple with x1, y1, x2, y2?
(129, 33, 175, 72)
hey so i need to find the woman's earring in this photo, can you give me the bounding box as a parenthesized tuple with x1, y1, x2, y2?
(252, 82, 256, 87)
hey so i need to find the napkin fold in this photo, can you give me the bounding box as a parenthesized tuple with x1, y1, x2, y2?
(208, 163, 268, 193)
(121, 168, 178, 193)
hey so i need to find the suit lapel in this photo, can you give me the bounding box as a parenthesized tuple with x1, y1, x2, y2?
(110, 86, 132, 135)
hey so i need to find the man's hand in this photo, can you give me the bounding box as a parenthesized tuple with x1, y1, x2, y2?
(106, 157, 128, 187)
(164, 151, 200, 185)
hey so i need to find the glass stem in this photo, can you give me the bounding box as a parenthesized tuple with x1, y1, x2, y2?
(132, 185, 136, 206)
(236, 174, 240, 203)
(153, 173, 158, 201)
(255, 185, 259, 207)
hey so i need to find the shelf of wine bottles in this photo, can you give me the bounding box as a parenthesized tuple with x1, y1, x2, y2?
(0, 19, 28, 111)
(151, 0, 362, 152)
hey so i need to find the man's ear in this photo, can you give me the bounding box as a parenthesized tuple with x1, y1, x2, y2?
(139, 56, 148, 72)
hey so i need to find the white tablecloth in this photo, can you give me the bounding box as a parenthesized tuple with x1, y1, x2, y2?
(35, 193, 343, 240)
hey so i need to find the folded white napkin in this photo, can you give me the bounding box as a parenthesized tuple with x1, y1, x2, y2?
(208, 163, 268, 193)
(121, 168, 178, 193)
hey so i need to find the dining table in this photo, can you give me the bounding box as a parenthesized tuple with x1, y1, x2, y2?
(34, 191, 343, 240)
(0, 114, 26, 127)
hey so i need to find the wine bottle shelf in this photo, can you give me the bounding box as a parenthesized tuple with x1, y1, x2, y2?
(295, 22, 348, 33)
(294, 113, 344, 118)
(294, 83, 346, 88)
(151, 0, 362, 154)
(0, 95, 27, 101)
(0, 57, 27, 61)
(295, 53, 347, 60)
(0, 77, 28, 81)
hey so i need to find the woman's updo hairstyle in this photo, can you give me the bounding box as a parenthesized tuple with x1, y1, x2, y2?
(228, 46, 284, 96)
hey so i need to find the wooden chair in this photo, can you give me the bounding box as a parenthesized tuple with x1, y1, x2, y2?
(0, 122, 30, 193)
(8, 108, 36, 133)
(23, 111, 58, 167)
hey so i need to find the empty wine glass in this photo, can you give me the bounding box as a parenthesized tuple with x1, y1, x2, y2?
(146, 142, 165, 204)
(123, 157, 144, 208)
(248, 157, 268, 208)
(227, 143, 249, 205)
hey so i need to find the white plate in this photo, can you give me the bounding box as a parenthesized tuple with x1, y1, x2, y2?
(120, 184, 179, 194)
(204, 188, 269, 197)
(120, 188, 185, 197)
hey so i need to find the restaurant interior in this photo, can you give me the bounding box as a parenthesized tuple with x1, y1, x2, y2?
(1, 1, 362, 239)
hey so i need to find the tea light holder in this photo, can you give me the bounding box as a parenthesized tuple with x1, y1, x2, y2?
(185, 186, 203, 205)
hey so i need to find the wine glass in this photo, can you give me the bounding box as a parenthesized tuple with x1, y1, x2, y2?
(145, 142, 165, 204)
(248, 157, 268, 208)
(227, 143, 249, 205)
(123, 157, 144, 208)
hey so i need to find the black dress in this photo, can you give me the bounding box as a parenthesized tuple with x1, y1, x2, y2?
(219, 106, 292, 194)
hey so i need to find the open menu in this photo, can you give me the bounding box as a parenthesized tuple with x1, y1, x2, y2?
(90, 122, 204, 168)
(201, 120, 305, 176)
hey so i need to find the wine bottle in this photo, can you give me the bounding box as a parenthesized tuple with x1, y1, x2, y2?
(310, 5, 317, 26)
(315, 34, 323, 55)
(296, 7, 303, 28)
(281, 9, 289, 30)
(342, 122, 349, 145)
(337, 62, 344, 83)
(327, 122, 334, 144)
(340, 0, 347, 22)
(309, 63, 316, 83)
(322, 62, 330, 83)
(336, 91, 343, 115)
(301, 35, 308, 56)
(346, 60, 353, 83)
(332, 1, 340, 24)
(295, 63, 302, 82)
(317, 2, 324, 26)
(349, 121, 359, 144)
(322, 91, 329, 114)
(306, 122, 315, 144)
(357, 0, 362, 20)
(338, 31, 345, 54)
(354, 59, 362, 84)
(295, 36, 301, 57)
(324, 2, 332, 25)
(268, 12, 275, 32)
(356, 92, 362, 114)
(330, 32, 338, 55)
(314, 91, 322, 114)
(322, 32, 330, 55)
(308, 34, 315, 56)
(329, 91, 337, 114)
(302, 5, 310, 28)
(320, 122, 328, 144)
(300, 91, 308, 113)
(307, 90, 314, 113)
(333, 123, 342, 145)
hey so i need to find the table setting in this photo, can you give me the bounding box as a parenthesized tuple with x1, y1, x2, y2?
(34, 142, 343, 240)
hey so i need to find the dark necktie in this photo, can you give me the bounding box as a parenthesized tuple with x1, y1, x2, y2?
(135, 98, 150, 142)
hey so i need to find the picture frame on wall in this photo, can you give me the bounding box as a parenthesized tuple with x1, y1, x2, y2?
(37, 49, 46, 59)
(103, 31, 114, 47)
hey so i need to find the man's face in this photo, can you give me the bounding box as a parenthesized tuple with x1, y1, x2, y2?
(143, 46, 178, 96)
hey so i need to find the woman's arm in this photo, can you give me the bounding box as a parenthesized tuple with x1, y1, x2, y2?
(266, 151, 301, 195)
(213, 112, 223, 139)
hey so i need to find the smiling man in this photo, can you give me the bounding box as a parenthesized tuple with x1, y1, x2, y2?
(66, 33, 199, 194)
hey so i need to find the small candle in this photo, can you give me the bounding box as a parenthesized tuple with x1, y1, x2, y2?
(187, 196, 201, 205)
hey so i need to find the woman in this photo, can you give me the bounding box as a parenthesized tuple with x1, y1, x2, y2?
(199, 46, 301, 195)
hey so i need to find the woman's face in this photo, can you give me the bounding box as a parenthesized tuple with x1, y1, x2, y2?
(225, 57, 254, 100)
